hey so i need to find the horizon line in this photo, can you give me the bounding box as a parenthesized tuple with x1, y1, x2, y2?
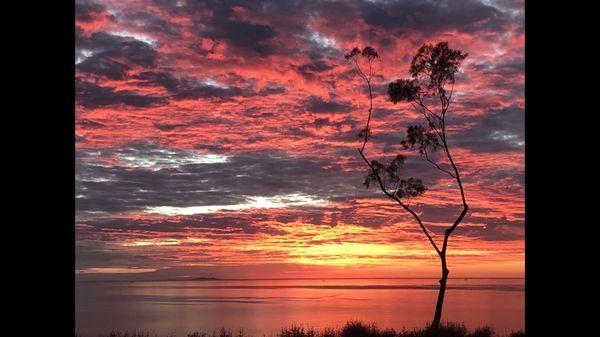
(77, 276, 525, 283)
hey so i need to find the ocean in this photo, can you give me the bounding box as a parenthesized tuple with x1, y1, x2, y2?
(76, 278, 524, 336)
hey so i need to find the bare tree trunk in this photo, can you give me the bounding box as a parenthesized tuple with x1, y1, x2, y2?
(431, 254, 449, 328)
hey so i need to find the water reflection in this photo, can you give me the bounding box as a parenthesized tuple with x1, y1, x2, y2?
(76, 278, 524, 337)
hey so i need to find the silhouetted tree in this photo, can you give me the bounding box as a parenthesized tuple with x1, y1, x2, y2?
(345, 42, 469, 328)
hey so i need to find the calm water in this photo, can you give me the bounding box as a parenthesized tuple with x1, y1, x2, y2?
(76, 278, 524, 336)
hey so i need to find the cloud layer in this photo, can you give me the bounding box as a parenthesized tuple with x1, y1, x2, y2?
(75, 0, 524, 279)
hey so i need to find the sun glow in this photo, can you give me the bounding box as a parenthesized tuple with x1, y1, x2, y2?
(288, 242, 399, 265)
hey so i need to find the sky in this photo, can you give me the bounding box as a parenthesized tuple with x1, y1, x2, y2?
(75, 0, 524, 280)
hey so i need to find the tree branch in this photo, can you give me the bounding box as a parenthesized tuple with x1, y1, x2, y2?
(436, 77, 468, 253)
(350, 49, 446, 257)
(423, 149, 456, 178)
(358, 148, 441, 255)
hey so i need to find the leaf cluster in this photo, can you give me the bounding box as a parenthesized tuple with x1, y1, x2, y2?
(364, 155, 427, 199)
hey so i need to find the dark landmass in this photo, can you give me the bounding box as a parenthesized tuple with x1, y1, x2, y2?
(190, 277, 220, 281)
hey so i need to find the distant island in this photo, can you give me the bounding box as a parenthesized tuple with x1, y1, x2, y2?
(190, 277, 219, 281)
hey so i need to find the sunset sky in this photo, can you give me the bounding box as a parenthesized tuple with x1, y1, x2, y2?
(75, 0, 524, 280)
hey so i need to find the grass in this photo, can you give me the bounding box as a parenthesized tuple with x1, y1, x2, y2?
(75, 321, 524, 337)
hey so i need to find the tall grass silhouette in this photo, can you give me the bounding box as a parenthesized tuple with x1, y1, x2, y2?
(77, 321, 524, 337)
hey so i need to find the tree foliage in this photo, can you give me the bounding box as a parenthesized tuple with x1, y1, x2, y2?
(345, 46, 379, 61)
(387, 41, 468, 178)
(410, 41, 467, 91)
(345, 41, 470, 328)
(363, 155, 427, 199)
(401, 125, 441, 154)
(388, 79, 422, 103)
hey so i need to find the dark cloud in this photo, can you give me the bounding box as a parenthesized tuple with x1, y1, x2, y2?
(75, 143, 365, 216)
(305, 95, 353, 113)
(212, 21, 276, 57)
(75, 26, 85, 41)
(75, 1, 105, 22)
(299, 60, 333, 72)
(397, 203, 523, 241)
(173, 84, 245, 100)
(78, 213, 294, 238)
(296, 60, 334, 80)
(189, 40, 220, 56)
(76, 32, 158, 79)
(126, 11, 181, 36)
(161, 0, 313, 58)
(469, 166, 524, 195)
(360, 0, 509, 34)
(77, 57, 130, 80)
(134, 71, 281, 100)
(77, 198, 523, 243)
(134, 71, 221, 97)
(75, 240, 171, 270)
(468, 58, 524, 98)
(314, 118, 331, 129)
(452, 105, 524, 153)
(242, 107, 274, 119)
(190, 1, 278, 57)
(454, 215, 524, 241)
(313, 117, 360, 137)
(76, 79, 167, 108)
(75, 143, 463, 224)
(134, 71, 181, 92)
(152, 122, 188, 131)
(470, 57, 524, 77)
(258, 86, 286, 96)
